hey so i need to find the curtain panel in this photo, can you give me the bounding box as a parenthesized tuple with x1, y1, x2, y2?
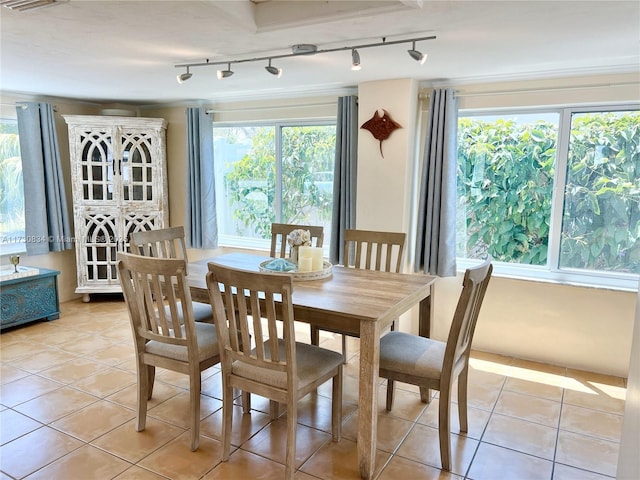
(16, 102, 72, 255)
(185, 107, 217, 249)
(329, 95, 358, 265)
(414, 88, 458, 277)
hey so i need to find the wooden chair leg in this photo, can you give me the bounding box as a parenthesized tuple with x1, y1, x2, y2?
(146, 365, 155, 400)
(341, 334, 348, 363)
(270, 400, 281, 419)
(310, 325, 319, 346)
(189, 369, 201, 451)
(385, 379, 395, 411)
(221, 380, 233, 461)
(331, 367, 343, 441)
(242, 391, 251, 414)
(285, 397, 297, 480)
(458, 367, 469, 432)
(136, 360, 149, 432)
(438, 382, 452, 471)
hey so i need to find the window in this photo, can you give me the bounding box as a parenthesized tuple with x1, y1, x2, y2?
(0, 118, 24, 254)
(457, 105, 640, 289)
(213, 122, 336, 251)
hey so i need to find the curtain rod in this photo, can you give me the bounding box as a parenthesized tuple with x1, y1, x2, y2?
(0, 102, 27, 109)
(206, 101, 337, 114)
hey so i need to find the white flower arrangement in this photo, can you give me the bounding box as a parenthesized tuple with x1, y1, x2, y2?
(287, 228, 312, 247)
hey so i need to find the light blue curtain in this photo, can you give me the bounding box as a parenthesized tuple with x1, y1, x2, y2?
(185, 107, 217, 249)
(414, 88, 458, 276)
(16, 102, 72, 255)
(329, 95, 358, 265)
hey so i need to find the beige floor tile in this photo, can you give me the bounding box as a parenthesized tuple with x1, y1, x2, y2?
(560, 404, 623, 442)
(14, 386, 99, 423)
(27, 328, 91, 346)
(24, 444, 131, 480)
(495, 390, 562, 427)
(113, 465, 172, 480)
(483, 413, 558, 460)
(0, 426, 83, 479)
(0, 375, 63, 407)
(467, 442, 553, 480)
(552, 463, 615, 480)
(106, 380, 184, 411)
(0, 341, 43, 362)
(201, 448, 285, 480)
(91, 417, 185, 463)
(147, 391, 222, 429)
(200, 403, 272, 446)
(137, 431, 222, 480)
(396, 423, 478, 475)
(71, 367, 137, 397)
(379, 455, 463, 480)
(563, 387, 625, 415)
(300, 437, 390, 480)
(57, 334, 115, 355)
(378, 384, 429, 421)
(342, 410, 413, 453)
(451, 379, 502, 411)
(555, 430, 619, 477)
(242, 417, 332, 468)
(297, 392, 356, 433)
(87, 343, 136, 366)
(8, 347, 79, 373)
(0, 364, 30, 385)
(50, 399, 135, 442)
(503, 375, 565, 401)
(0, 408, 43, 445)
(38, 357, 106, 384)
(416, 397, 490, 440)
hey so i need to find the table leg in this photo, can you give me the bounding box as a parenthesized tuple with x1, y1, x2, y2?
(358, 320, 380, 480)
(419, 285, 434, 402)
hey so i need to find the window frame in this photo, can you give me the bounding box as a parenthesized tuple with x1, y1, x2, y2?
(213, 118, 336, 252)
(456, 102, 640, 291)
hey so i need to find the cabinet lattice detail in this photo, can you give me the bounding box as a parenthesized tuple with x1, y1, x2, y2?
(64, 116, 168, 300)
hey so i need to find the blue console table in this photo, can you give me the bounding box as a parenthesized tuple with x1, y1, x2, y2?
(0, 267, 60, 331)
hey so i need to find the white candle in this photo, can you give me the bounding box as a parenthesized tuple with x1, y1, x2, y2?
(298, 246, 313, 259)
(311, 247, 324, 271)
(298, 256, 312, 272)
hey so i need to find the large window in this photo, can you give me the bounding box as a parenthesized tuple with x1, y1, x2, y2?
(0, 118, 24, 254)
(213, 122, 336, 250)
(457, 106, 639, 289)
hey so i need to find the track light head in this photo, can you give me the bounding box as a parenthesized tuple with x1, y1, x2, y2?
(217, 63, 234, 79)
(265, 59, 282, 78)
(177, 67, 192, 83)
(408, 41, 427, 64)
(351, 49, 361, 71)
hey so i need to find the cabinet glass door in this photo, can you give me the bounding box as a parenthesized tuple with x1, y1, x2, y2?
(79, 129, 116, 202)
(120, 130, 156, 202)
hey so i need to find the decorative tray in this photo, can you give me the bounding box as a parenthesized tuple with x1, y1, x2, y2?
(259, 259, 333, 281)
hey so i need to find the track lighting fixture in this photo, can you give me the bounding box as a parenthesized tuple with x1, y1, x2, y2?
(216, 63, 234, 79)
(265, 58, 282, 77)
(176, 66, 192, 83)
(407, 41, 427, 64)
(351, 49, 361, 71)
(175, 35, 435, 81)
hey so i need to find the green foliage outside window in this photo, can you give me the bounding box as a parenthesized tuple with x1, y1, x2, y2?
(224, 125, 335, 239)
(457, 111, 640, 274)
(0, 121, 24, 238)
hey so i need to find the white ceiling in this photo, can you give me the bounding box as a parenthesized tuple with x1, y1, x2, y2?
(1, 0, 639, 106)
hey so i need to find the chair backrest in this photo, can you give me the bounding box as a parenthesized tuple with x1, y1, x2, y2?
(118, 251, 198, 356)
(206, 263, 297, 389)
(344, 229, 407, 273)
(130, 226, 188, 260)
(270, 223, 324, 258)
(443, 257, 493, 378)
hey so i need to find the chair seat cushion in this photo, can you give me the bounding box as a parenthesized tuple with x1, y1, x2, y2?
(232, 340, 343, 390)
(164, 301, 213, 324)
(379, 332, 445, 380)
(145, 322, 219, 363)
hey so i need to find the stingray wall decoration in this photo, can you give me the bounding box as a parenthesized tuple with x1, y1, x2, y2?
(360, 109, 402, 158)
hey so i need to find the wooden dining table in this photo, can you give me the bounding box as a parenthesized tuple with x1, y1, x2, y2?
(187, 252, 437, 480)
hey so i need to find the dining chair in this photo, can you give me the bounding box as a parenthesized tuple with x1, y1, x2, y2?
(206, 263, 343, 480)
(379, 257, 493, 471)
(311, 229, 407, 359)
(270, 222, 324, 259)
(117, 251, 220, 451)
(130, 226, 213, 323)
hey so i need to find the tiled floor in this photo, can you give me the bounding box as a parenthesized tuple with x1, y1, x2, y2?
(0, 297, 626, 479)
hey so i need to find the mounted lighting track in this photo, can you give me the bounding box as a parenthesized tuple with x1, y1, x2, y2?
(0, 0, 66, 11)
(174, 35, 436, 83)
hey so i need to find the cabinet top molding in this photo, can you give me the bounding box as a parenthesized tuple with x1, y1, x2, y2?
(63, 115, 167, 129)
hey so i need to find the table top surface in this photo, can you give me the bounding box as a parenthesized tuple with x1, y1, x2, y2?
(188, 252, 436, 324)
